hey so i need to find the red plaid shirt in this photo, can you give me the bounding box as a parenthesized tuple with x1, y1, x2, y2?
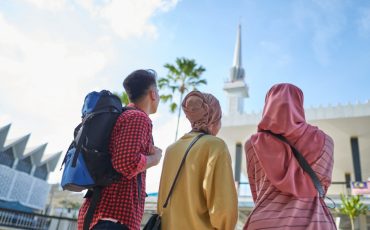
(78, 104, 152, 230)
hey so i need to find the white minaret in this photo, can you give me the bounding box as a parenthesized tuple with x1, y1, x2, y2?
(223, 24, 249, 115)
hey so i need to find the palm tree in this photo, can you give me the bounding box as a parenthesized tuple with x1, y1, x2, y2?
(159, 57, 207, 140)
(114, 91, 129, 106)
(337, 194, 368, 230)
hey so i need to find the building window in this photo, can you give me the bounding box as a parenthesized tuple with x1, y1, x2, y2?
(0, 149, 15, 167)
(34, 164, 48, 180)
(235, 143, 242, 183)
(16, 156, 32, 174)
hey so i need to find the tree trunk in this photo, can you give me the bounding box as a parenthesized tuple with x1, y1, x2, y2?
(174, 92, 184, 141)
(350, 217, 354, 230)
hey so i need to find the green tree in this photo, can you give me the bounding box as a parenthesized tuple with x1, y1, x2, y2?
(59, 200, 81, 218)
(114, 91, 129, 106)
(159, 57, 207, 140)
(337, 194, 368, 230)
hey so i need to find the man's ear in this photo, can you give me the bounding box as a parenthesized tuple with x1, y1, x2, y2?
(149, 89, 156, 100)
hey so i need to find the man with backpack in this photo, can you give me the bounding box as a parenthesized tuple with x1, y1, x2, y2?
(77, 69, 163, 230)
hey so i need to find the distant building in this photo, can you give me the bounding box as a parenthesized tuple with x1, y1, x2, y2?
(47, 183, 83, 218)
(0, 124, 61, 212)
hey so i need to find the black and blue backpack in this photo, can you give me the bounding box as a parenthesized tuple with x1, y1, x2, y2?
(61, 90, 132, 230)
(61, 90, 124, 192)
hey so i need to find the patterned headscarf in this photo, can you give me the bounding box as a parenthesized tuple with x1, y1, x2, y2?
(182, 91, 222, 135)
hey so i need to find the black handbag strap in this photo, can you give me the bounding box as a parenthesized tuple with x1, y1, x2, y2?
(260, 130, 325, 198)
(162, 133, 206, 208)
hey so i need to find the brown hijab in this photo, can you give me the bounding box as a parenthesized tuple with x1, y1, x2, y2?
(182, 91, 222, 135)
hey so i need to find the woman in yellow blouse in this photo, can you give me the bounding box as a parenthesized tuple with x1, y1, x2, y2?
(157, 91, 238, 230)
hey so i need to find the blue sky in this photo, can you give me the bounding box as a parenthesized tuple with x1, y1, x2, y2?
(0, 0, 370, 192)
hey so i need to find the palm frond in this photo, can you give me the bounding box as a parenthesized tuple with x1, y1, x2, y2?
(188, 79, 207, 86)
(170, 86, 178, 93)
(164, 63, 180, 76)
(160, 94, 173, 103)
(158, 78, 170, 89)
(170, 102, 177, 113)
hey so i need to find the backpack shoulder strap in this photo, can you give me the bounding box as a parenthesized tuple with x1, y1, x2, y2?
(83, 187, 102, 230)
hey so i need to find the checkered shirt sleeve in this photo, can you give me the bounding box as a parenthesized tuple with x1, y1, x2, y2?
(110, 112, 149, 179)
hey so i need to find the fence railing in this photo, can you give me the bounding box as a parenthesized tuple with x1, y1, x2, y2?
(0, 207, 77, 230)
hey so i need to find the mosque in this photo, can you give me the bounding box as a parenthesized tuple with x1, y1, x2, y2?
(0, 124, 61, 212)
(218, 24, 370, 228)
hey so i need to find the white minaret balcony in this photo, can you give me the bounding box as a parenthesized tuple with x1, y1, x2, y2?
(223, 81, 249, 97)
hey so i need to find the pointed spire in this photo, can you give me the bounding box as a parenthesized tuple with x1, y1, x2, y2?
(229, 23, 245, 82)
(224, 22, 249, 115)
(233, 23, 242, 68)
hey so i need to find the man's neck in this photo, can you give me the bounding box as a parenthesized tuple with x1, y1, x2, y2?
(130, 101, 150, 115)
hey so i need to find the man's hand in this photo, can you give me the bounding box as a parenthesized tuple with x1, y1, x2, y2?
(146, 146, 162, 169)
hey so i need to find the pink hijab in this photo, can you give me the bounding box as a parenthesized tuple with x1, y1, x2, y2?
(182, 91, 222, 135)
(250, 83, 326, 197)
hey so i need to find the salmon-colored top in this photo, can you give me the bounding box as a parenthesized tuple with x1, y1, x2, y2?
(244, 83, 336, 229)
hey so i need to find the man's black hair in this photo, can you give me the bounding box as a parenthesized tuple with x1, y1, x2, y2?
(123, 69, 157, 103)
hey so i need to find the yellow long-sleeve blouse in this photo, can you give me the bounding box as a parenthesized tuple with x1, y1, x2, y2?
(157, 132, 238, 230)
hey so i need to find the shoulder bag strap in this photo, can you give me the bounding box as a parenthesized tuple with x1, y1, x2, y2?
(260, 130, 325, 198)
(163, 133, 206, 208)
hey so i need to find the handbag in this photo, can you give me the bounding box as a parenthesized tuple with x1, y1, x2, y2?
(261, 130, 336, 208)
(143, 133, 206, 230)
(143, 214, 161, 230)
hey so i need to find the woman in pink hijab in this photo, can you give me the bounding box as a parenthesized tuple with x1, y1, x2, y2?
(157, 91, 238, 230)
(244, 83, 336, 229)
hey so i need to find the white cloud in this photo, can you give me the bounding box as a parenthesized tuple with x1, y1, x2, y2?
(0, 49, 103, 182)
(75, 0, 179, 39)
(100, 1, 157, 39)
(21, 0, 179, 40)
(22, 0, 67, 11)
(103, 0, 178, 39)
(0, 12, 108, 157)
